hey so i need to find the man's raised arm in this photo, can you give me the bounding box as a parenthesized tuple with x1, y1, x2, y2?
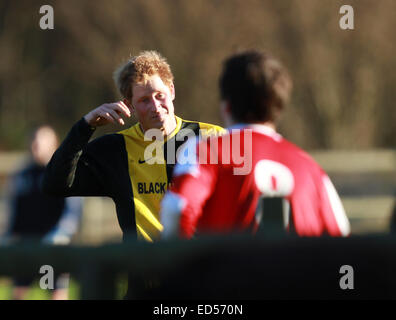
(42, 101, 131, 197)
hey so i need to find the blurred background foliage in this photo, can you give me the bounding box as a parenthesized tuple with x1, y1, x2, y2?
(0, 0, 395, 150)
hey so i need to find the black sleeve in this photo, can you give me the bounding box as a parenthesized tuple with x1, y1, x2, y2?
(42, 118, 118, 198)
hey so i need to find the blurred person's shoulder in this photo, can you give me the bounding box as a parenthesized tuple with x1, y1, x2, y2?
(11, 159, 37, 178)
(279, 137, 325, 174)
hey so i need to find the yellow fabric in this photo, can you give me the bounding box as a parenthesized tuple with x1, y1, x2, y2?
(118, 116, 224, 242)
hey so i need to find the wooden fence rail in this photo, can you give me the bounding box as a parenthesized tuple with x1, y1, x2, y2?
(0, 234, 396, 299)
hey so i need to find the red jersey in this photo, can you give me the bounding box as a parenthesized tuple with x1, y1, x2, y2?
(160, 124, 350, 239)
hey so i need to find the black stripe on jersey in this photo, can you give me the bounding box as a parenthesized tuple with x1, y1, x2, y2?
(88, 133, 137, 239)
(163, 121, 200, 183)
(113, 134, 137, 239)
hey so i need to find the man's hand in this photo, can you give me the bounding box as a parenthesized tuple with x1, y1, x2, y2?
(84, 101, 131, 127)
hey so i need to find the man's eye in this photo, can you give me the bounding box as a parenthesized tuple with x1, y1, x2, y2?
(140, 97, 149, 103)
(157, 93, 165, 99)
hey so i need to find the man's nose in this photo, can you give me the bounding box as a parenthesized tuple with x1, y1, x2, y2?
(150, 98, 162, 112)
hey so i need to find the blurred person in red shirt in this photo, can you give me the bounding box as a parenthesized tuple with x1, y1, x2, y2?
(160, 50, 350, 239)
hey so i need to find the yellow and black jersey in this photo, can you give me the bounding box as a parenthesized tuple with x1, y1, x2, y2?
(42, 116, 224, 242)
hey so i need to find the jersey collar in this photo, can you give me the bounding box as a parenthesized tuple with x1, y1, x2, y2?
(227, 123, 283, 141)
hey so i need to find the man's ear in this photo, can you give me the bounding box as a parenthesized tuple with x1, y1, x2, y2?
(169, 83, 175, 100)
(220, 100, 233, 127)
(220, 100, 231, 116)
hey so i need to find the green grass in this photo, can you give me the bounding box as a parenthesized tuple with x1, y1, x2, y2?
(0, 274, 128, 300)
(0, 276, 80, 300)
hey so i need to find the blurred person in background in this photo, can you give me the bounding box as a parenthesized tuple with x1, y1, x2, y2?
(42, 50, 223, 298)
(1, 125, 82, 300)
(160, 49, 351, 239)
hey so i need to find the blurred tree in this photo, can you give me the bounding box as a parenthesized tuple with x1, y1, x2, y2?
(0, 0, 395, 150)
